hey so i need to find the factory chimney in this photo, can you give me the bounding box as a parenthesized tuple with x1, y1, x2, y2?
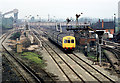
(102, 19, 104, 28)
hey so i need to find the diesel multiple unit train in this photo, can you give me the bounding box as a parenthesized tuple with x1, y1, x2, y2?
(47, 30, 76, 51)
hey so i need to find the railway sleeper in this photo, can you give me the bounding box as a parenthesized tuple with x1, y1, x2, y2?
(112, 64, 120, 74)
(116, 70, 120, 74)
(114, 62, 119, 66)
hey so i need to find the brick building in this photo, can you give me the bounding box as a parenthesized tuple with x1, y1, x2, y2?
(91, 21, 115, 34)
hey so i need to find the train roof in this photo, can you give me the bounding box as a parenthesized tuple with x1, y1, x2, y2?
(47, 28, 74, 36)
(63, 36, 75, 38)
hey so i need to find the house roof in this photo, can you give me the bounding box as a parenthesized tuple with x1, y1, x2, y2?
(91, 21, 115, 29)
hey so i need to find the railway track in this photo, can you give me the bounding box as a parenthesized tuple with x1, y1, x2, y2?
(32, 28, 117, 82)
(104, 40, 120, 58)
(1, 33, 28, 82)
(104, 40, 120, 47)
(1, 32, 42, 83)
(103, 45, 120, 60)
(104, 46, 120, 61)
(102, 45, 120, 74)
(2, 54, 29, 82)
(67, 53, 116, 82)
(102, 40, 120, 74)
(32, 29, 84, 82)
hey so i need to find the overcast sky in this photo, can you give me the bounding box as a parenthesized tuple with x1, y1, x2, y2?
(0, 0, 120, 19)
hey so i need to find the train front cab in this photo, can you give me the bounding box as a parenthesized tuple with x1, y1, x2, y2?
(62, 36, 76, 50)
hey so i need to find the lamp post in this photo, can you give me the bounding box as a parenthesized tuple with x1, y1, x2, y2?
(37, 15, 39, 21)
(48, 14, 50, 22)
(37, 15, 40, 27)
(24, 16, 27, 29)
(53, 16, 56, 22)
(28, 15, 32, 26)
(114, 13, 116, 33)
(54, 16, 56, 30)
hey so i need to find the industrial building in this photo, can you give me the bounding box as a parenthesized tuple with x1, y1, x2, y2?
(2, 17, 14, 29)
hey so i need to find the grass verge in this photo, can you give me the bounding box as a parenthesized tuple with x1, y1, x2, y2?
(17, 52, 45, 68)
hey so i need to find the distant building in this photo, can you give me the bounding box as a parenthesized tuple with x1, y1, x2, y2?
(2, 17, 13, 29)
(91, 21, 115, 34)
(30, 17, 35, 22)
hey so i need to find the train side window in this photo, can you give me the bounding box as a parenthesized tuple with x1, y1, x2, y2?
(71, 40, 74, 43)
(68, 40, 70, 43)
(64, 40, 67, 43)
